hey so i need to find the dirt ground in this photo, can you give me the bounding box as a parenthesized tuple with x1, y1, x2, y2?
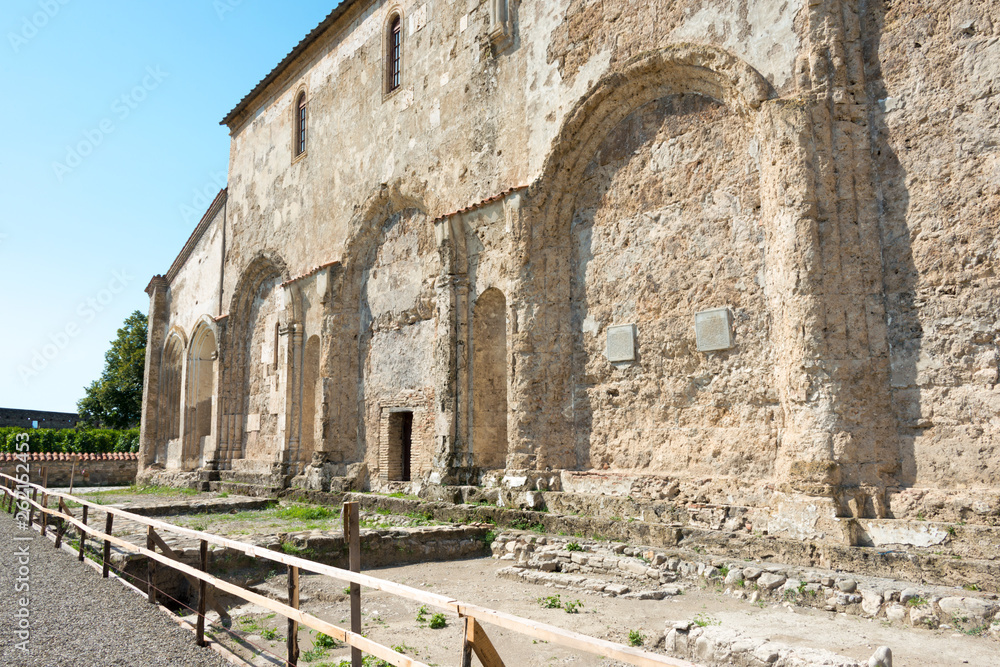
(206, 556, 996, 667)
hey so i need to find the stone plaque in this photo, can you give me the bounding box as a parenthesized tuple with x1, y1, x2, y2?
(695, 308, 734, 352)
(246, 413, 261, 432)
(606, 324, 637, 363)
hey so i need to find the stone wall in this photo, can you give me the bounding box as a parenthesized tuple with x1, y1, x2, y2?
(0, 453, 138, 487)
(0, 409, 78, 429)
(139, 0, 1000, 545)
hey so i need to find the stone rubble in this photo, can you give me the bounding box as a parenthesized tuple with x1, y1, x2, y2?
(491, 532, 1000, 636)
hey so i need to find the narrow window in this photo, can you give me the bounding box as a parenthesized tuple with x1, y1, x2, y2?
(295, 93, 307, 156)
(388, 15, 402, 93)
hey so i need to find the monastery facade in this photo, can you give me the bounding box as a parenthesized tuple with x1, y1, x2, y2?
(139, 0, 1000, 543)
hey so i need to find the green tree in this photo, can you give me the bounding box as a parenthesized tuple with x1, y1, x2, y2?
(77, 310, 148, 429)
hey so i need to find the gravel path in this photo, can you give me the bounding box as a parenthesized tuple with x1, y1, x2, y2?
(0, 513, 232, 667)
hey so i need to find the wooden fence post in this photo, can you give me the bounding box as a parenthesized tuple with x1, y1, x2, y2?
(79, 505, 88, 562)
(28, 488, 36, 529)
(461, 617, 506, 667)
(55, 498, 67, 548)
(287, 564, 300, 666)
(343, 501, 361, 667)
(102, 513, 114, 578)
(147, 526, 157, 604)
(40, 492, 48, 537)
(197, 540, 208, 647)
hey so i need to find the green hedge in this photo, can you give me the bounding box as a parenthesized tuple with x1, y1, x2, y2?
(0, 427, 140, 454)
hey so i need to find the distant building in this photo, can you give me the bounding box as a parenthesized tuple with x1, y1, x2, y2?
(0, 408, 79, 430)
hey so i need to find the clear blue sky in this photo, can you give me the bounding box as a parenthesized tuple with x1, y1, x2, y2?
(0, 0, 342, 413)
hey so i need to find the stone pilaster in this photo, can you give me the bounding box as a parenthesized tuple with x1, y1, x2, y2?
(138, 275, 169, 470)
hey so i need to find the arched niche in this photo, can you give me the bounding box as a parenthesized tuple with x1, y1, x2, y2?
(159, 332, 185, 466)
(220, 253, 290, 469)
(186, 322, 217, 468)
(519, 45, 775, 473)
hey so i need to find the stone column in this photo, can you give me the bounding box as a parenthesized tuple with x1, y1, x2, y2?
(138, 276, 169, 471)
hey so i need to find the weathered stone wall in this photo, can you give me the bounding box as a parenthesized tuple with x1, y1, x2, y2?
(864, 0, 1000, 497)
(139, 0, 1000, 542)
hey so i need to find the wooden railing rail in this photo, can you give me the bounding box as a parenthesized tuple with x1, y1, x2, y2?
(0, 472, 699, 667)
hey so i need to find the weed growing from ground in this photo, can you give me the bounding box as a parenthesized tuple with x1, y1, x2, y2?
(628, 630, 645, 647)
(415, 605, 429, 625)
(693, 613, 721, 627)
(538, 595, 562, 609)
(429, 613, 447, 629)
(563, 599, 583, 614)
(565, 542, 582, 552)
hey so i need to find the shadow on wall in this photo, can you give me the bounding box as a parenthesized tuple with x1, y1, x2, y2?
(863, 0, 918, 491)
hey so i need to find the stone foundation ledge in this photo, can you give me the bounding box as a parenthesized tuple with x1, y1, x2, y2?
(491, 532, 1000, 638)
(112, 495, 273, 518)
(664, 624, 869, 667)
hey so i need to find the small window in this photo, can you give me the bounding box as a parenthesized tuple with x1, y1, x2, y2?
(387, 14, 402, 93)
(295, 92, 307, 157)
(32, 420, 38, 429)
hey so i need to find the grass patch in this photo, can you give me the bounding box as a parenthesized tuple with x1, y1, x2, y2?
(906, 596, 928, 607)
(260, 627, 283, 642)
(276, 504, 339, 521)
(693, 613, 721, 627)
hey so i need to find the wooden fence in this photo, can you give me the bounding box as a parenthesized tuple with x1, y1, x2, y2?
(0, 471, 699, 667)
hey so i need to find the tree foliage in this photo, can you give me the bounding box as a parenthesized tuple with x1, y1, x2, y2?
(77, 310, 147, 429)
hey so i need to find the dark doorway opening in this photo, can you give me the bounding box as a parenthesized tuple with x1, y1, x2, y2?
(388, 410, 414, 482)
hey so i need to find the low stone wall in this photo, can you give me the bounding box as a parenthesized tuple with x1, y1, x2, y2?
(0, 453, 137, 487)
(491, 532, 1000, 638)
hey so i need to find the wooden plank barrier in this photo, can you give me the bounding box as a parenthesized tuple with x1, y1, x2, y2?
(0, 473, 699, 667)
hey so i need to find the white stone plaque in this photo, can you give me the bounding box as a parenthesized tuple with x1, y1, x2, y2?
(695, 308, 734, 352)
(246, 413, 261, 432)
(606, 324, 637, 363)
